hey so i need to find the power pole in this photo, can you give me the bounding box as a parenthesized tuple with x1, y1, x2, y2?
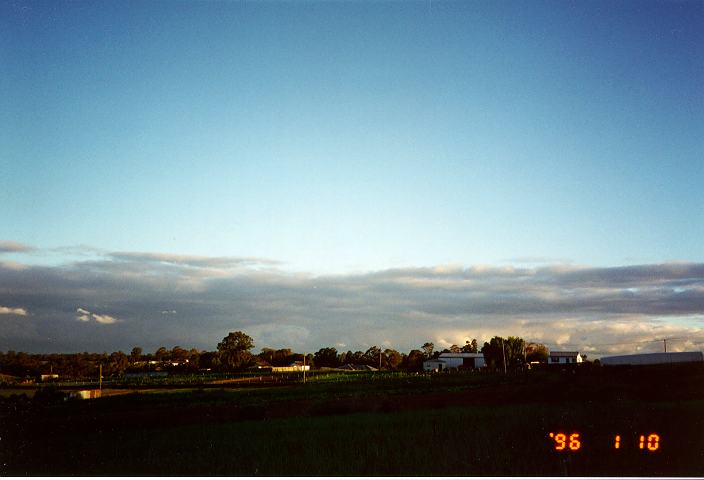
(303, 353, 306, 384)
(501, 339, 507, 374)
(663, 339, 667, 353)
(379, 350, 382, 371)
(99, 364, 102, 391)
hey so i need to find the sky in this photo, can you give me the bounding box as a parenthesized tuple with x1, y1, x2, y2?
(1, 0, 703, 356)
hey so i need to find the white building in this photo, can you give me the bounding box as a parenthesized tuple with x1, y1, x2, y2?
(271, 362, 310, 372)
(548, 351, 583, 365)
(600, 351, 704, 366)
(423, 352, 485, 371)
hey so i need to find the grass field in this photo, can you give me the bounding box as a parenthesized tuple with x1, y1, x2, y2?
(2, 366, 703, 476)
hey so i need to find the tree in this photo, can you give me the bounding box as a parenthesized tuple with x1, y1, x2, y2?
(217, 331, 255, 371)
(525, 342, 548, 363)
(313, 347, 339, 368)
(188, 348, 201, 370)
(108, 351, 129, 376)
(421, 342, 434, 360)
(384, 348, 403, 370)
(170, 346, 189, 363)
(199, 351, 220, 370)
(363, 346, 382, 368)
(504, 336, 526, 369)
(405, 349, 425, 371)
(449, 344, 461, 353)
(154, 347, 168, 362)
(461, 339, 478, 353)
(481, 336, 526, 372)
(130, 347, 143, 362)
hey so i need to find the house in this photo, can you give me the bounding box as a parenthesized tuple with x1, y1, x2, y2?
(548, 351, 583, 365)
(600, 351, 704, 366)
(39, 374, 59, 382)
(271, 361, 311, 373)
(423, 352, 485, 371)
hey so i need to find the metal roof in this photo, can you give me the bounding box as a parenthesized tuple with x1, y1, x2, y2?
(437, 353, 484, 358)
(600, 351, 703, 366)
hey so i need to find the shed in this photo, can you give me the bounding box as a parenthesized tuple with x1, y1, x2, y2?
(424, 353, 485, 371)
(422, 359, 446, 372)
(600, 351, 704, 366)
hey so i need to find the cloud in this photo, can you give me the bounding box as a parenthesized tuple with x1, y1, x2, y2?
(0, 306, 28, 316)
(0, 240, 35, 253)
(109, 251, 279, 269)
(0, 254, 702, 356)
(502, 256, 573, 265)
(76, 307, 118, 324)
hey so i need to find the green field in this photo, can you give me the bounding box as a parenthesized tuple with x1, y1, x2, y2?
(2, 367, 703, 476)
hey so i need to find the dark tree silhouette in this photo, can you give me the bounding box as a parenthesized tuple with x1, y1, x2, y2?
(217, 331, 254, 371)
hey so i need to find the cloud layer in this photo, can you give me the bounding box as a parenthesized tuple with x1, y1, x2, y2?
(0, 241, 34, 253)
(0, 243, 703, 356)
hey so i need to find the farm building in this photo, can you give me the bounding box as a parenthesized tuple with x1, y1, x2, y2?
(548, 352, 583, 365)
(600, 351, 704, 366)
(423, 352, 485, 371)
(271, 361, 310, 373)
(337, 364, 378, 371)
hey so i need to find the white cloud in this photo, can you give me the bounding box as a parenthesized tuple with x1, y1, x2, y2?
(76, 307, 118, 324)
(0, 306, 28, 316)
(92, 313, 117, 325)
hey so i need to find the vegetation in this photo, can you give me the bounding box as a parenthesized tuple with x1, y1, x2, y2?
(217, 331, 255, 370)
(0, 330, 511, 382)
(2, 366, 703, 476)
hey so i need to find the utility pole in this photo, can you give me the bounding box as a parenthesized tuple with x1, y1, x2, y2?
(99, 364, 102, 391)
(501, 339, 507, 375)
(303, 353, 306, 384)
(379, 350, 382, 371)
(663, 339, 667, 353)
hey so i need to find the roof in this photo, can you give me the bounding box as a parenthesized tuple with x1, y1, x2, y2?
(549, 351, 580, 357)
(437, 353, 484, 358)
(337, 364, 378, 371)
(601, 351, 704, 366)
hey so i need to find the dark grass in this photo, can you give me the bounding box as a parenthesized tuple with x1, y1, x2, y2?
(2, 366, 703, 476)
(4, 400, 703, 476)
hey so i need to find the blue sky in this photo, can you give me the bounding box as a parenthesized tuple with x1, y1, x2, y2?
(1, 1, 703, 354)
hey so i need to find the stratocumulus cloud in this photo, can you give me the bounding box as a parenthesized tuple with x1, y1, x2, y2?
(0, 240, 34, 253)
(109, 251, 280, 269)
(76, 307, 118, 325)
(0, 306, 28, 316)
(0, 253, 702, 355)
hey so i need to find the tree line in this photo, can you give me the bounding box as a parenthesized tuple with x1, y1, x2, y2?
(0, 331, 554, 380)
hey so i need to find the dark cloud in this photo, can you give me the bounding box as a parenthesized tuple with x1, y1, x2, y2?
(0, 240, 35, 253)
(0, 257, 702, 356)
